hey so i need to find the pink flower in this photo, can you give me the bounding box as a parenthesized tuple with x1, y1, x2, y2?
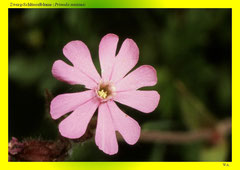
(50, 33, 160, 155)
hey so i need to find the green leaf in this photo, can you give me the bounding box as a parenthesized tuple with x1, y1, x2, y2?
(200, 139, 229, 161)
(176, 81, 216, 130)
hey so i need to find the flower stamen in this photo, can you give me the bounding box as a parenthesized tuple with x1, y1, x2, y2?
(97, 89, 108, 99)
(96, 81, 115, 101)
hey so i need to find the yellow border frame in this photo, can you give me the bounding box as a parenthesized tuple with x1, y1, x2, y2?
(3, 0, 238, 169)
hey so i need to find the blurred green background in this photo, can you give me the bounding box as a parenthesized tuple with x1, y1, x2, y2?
(9, 9, 231, 161)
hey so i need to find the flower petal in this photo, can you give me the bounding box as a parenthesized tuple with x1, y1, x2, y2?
(52, 60, 97, 89)
(99, 33, 119, 81)
(95, 103, 118, 155)
(58, 97, 99, 139)
(114, 90, 160, 113)
(63, 40, 101, 83)
(108, 101, 141, 145)
(115, 65, 157, 92)
(50, 90, 95, 120)
(110, 38, 139, 82)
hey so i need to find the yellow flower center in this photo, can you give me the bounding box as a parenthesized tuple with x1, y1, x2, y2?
(96, 81, 115, 101)
(97, 89, 108, 99)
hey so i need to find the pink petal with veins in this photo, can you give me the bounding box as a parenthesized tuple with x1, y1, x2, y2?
(95, 103, 118, 155)
(110, 38, 139, 82)
(114, 90, 160, 113)
(63, 40, 101, 83)
(108, 101, 141, 145)
(50, 90, 95, 119)
(115, 65, 157, 92)
(59, 97, 99, 139)
(99, 33, 119, 81)
(52, 60, 97, 89)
